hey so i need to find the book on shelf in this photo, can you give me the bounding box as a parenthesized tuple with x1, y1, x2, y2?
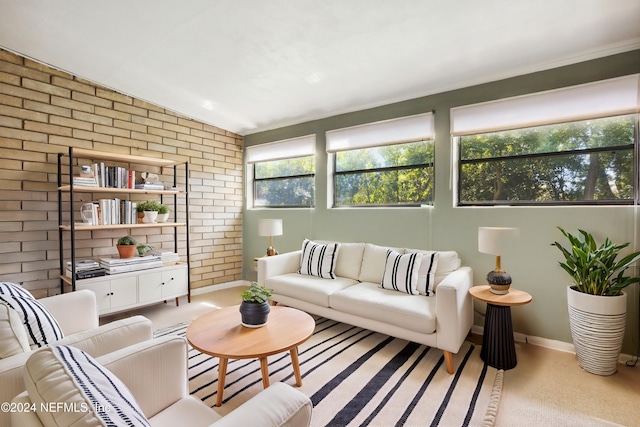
(65, 268, 106, 279)
(134, 183, 165, 190)
(67, 260, 100, 271)
(72, 176, 98, 187)
(89, 162, 137, 189)
(148, 249, 180, 262)
(99, 255, 163, 274)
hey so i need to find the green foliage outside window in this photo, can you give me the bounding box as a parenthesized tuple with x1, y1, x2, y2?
(254, 156, 314, 207)
(459, 115, 636, 204)
(334, 141, 434, 206)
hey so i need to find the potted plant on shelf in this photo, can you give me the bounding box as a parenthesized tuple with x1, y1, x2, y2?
(552, 226, 640, 375)
(116, 235, 138, 259)
(136, 243, 153, 256)
(137, 200, 161, 224)
(239, 282, 273, 328)
(156, 204, 170, 223)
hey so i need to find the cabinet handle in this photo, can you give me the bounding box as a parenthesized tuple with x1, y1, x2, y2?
(161, 282, 165, 286)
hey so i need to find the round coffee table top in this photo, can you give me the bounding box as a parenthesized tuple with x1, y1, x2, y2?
(469, 285, 532, 306)
(186, 305, 315, 359)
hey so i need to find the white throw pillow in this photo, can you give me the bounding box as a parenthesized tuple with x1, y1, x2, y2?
(298, 239, 340, 279)
(23, 345, 150, 427)
(405, 249, 439, 295)
(380, 250, 423, 295)
(0, 293, 64, 350)
(0, 303, 30, 358)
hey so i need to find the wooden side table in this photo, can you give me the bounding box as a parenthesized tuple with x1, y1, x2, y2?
(469, 285, 532, 370)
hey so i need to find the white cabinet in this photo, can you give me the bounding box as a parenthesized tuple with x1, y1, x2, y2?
(76, 264, 187, 315)
(138, 266, 188, 303)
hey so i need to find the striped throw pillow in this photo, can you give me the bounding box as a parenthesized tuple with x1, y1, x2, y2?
(24, 345, 150, 427)
(0, 293, 64, 349)
(380, 250, 423, 295)
(0, 281, 34, 299)
(298, 239, 340, 279)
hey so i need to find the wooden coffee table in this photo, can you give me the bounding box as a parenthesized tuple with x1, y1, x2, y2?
(186, 305, 315, 406)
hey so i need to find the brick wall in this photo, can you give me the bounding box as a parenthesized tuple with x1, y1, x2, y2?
(0, 49, 243, 297)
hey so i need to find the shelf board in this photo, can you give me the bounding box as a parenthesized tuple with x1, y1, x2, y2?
(58, 185, 185, 194)
(67, 148, 183, 167)
(60, 222, 187, 231)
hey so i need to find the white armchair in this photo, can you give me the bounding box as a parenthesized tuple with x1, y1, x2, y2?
(12, 336, 313, 427)
(0, 289, 153, 426)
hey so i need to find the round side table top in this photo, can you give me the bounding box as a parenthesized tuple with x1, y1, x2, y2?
(186, 305, 315, 359)
(469, 285, 532, 306)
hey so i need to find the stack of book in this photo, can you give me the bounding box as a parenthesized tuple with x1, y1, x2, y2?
(149, 249, 180, 263)
(66, 260, 106, 279)
(72, 176, 98, 187)
(99, 256, 163, 274)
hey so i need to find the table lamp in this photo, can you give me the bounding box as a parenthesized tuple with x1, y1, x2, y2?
(478, 226, 520, 294)
(258, 219, 283, 256)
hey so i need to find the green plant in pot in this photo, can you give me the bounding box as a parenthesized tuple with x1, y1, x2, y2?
(552, 226, 640, 375)
(136, 243, 153, 256)
(116, 235, 137, 259)
(239, 282, 273, 328)
(137, 200, 161, 224)
(156, 203, 170, 223)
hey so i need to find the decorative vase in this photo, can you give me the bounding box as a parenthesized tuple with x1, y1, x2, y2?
(156, 212, 169, 223)
(116, 245, 136, 259)
(567, 287, 626, 375)
(239, 301, 270, 328)
(142, 211, 158, 223)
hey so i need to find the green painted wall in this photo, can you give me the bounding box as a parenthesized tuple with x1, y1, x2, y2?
(243, 50, 640, 353)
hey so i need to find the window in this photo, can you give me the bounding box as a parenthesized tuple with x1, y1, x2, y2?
(246, 135, 315, 207)
(452, 74, 640, 206)
(327, 113, 435, 207)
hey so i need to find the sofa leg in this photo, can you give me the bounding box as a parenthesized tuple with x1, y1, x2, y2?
(444, 351, 454, 374)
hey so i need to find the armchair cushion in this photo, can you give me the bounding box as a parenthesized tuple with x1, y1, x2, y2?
(24, 345, 150, 427)
(0, 283, 64, 351)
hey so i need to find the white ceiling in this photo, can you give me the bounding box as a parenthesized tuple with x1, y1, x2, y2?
(1, 1, 639, 136)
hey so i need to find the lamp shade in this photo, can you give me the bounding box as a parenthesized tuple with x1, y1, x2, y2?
(478, 227, 519, 255)
(258, 219, 283, 237)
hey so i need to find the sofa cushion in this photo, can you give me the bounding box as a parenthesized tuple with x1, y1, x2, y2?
(433, 251, 461, 287)
(267, 273, 357, 308)
(0, 293, 64, 350)
(0, 302, 30, 358)
(404, 249, 439, 295)
(318, 241, 365, 281)
(359, 243, 403, 284)
(330, 282, 437, 334)
(298, 239, 340, 279)
(380, 250, 422, 295)
(0, 281, 34, 299)
(23, 345, 150, 427)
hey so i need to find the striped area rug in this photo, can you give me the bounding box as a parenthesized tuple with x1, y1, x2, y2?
(156, 317, 502, 427)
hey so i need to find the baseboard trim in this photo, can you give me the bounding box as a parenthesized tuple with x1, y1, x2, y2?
(190, 280, 250, 295)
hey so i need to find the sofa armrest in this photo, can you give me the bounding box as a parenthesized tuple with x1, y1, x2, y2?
(55, 315, 153, 358)
(39, 289, 98, 335)
(435, 266, 474, 354)
(96, 335, 189, 419)
(257, 250, 302, 284)
(212, 382, 312, 427)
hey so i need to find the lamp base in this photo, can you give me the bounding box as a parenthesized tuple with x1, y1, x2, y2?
(266, 246, 279, 257)
(487, 269, 512, 294)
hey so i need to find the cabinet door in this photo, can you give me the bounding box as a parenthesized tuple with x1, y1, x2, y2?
(161, 267, 187, 298)
(77, 279, 111, 312)
(138, 271, 163, 303)
(109, 276, 137, 309)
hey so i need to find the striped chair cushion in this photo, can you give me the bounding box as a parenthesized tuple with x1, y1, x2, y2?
(24, 345, 150, 427)
(0, 293, 64, 350)
(380, 250, 423, 295)
(298, 239, 340, 279)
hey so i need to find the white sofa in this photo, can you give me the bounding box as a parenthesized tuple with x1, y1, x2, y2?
(1, 289, 153, 426)
(12, 336, 313, 427)
(258, 241, 473, 374)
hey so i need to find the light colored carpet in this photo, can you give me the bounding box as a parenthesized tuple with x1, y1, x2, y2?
(157, 318, 502, 427)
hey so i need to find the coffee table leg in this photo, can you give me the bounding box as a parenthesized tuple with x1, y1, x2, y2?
(290, 347, 302, 386)
(216, 358, 228, 407)
(259, 357, 270, 388)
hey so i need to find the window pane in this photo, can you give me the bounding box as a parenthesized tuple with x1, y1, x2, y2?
(254, 177, 314, 207)
(336, 140, 433, 172)
(460, 149, 634, 203)
(461, 115, 635, 161)
(335, 167, 433, 206)
(254, 156, 314, 179)
(459, 114, 636, 205)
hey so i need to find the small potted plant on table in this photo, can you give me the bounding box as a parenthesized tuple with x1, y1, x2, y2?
(116, 235, 137, 258)
(239, 282, 273, 328)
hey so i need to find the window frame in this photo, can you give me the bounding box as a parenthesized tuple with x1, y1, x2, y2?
(252, 157, 315, 208)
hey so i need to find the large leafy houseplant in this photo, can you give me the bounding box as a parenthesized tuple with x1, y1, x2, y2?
(552, 227, 640, 296)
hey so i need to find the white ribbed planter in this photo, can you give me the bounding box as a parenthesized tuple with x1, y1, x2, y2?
(567, 287, 626, 376)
